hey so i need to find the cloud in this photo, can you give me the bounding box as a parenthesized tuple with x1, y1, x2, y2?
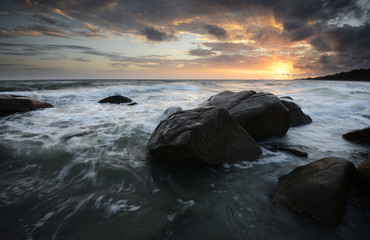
(73, 57, 91, 62)
(140, 27, 176, 41)
(188, 48, 215, 57)
(204, 24, 227, 39)
(203, 42, 255, 53)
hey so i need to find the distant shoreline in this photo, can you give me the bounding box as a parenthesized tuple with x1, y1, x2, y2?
(299, 68, 370, 82)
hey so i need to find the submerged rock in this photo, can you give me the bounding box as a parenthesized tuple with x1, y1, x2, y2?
(147, 107, 261, 166)
(273, 157, 356, 225)
(343, 127, 370, 145)
(357, 157, 370, 186)
(280, 100, 312, 127)
(262, 144, 308, 157)
(201, 91, 290, 141)
(0, 94, 53, 116)
(98, 95, 136, 105)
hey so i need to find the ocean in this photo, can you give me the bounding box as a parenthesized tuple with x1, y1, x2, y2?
(0, 79, 369, 239)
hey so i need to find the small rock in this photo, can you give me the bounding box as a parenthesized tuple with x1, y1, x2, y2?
(98, 95, 134, 104)
(273, 157, 356, 225)
(343, 127, 370, 145)
(263, 144, 308, 157)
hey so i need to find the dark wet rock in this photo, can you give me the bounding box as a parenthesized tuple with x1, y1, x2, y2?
(262, 144, 308, 157)
(201, 91, 290, 141)
(128, 102, 137, 106)
(357, 157, 370, 186)
(147, 107, 261, 166)
(273, 157, 356, 225)
(343, 127, 370, 145)
(280, 100, 312, 127)
(98, 95, 134, 104)
(0, 94, 53, 116)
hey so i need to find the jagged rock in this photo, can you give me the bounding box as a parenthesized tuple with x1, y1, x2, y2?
(200, 91, 290, 141)
(280, 100, 312, 127)
(273, 157, 356, 225)
(98, 95, 135, 105)
(147, 107, 261, 166)
(0, 94, 53, 116)
(343, 127, 370, 145)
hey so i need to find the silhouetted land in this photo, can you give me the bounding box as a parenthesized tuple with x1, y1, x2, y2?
(302, 69, 370, 81)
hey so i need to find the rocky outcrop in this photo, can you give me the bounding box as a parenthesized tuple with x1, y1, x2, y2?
(280, 100, 312, 127)
(147, 107, 261, 166)
(357, 158, 370, 186)
(273, 157, 356, 225)
(0, 94, 53, 116)
(98, 95, 136, 105)
(200, 91, 290, 141)
(343, 127, 370, 145)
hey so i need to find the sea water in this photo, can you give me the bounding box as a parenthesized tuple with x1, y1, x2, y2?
(0, 79, 369, 240)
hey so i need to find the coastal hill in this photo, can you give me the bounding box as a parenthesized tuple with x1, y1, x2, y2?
(302, 68, 370, 81)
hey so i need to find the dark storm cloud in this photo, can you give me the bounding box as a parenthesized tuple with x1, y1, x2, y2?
(141, 27, 175, 41)
(204, 25, 227, 39)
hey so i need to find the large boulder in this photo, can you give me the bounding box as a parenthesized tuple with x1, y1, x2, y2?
(280, 99, 312, 127)
(147, 107, 262, 166)
(98, 95, 136, 105)
(357, 157, 370, 186)
(0, 94, 53, 116)
(200, 91, 290, 141)
(273, 157, 356, 225)
(343, 127, 370, 145)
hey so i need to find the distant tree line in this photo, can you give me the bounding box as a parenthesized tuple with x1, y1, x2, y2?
(303, 69, 370, 81)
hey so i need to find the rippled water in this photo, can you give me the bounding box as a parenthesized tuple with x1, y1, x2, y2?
(0, 79, 369, 240)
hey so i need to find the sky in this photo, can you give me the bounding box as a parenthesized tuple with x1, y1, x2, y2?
(0, 0, 369, 80)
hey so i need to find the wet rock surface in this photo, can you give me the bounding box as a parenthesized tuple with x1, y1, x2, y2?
(147, 107, 261, 166)
(273, 157, 356, 225)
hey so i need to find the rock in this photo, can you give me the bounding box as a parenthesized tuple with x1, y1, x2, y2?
(201, 91, 290, 141)
(280, 100, 312, 127)
(343, 127, 370, 145)
(98, 95, 134, 104)
(262, 144, 308, 157)
(147, 107, 261, 166)
(0, 94, 53, 116)
(156, 106, 183, 122)
(357, 157, 370, 186)
(273, 157, 356, 225)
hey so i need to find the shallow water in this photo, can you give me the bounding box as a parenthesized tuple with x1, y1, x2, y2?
(0, 79, 369, 240)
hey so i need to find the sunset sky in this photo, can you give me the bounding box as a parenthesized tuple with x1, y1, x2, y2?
(0, 0, 369, 80)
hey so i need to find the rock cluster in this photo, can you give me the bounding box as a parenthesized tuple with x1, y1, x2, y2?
(147, 90, 312, 166)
